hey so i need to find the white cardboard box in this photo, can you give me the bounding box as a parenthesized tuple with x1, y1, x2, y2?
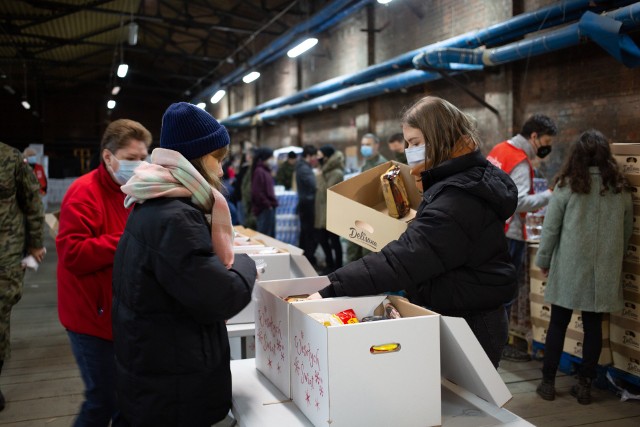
(289, 296, 442, 427)
(228, 254, 319, 324)
(254, 276, 331, 396)
(326, 161, 422, 252)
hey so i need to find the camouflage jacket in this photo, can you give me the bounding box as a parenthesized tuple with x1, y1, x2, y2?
(0, 142, 44, 267)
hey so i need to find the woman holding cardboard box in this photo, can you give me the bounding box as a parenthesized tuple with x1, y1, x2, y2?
(310, 96, 518, 368)
(534, 129, 632, 405)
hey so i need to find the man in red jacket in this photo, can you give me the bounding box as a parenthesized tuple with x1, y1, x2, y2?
(56, 119, 151, 426)
(487, 114, 558, 363)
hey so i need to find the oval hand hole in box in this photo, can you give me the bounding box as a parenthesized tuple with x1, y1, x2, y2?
(370, 343, 401, 354)
(354, 220, 374, 234)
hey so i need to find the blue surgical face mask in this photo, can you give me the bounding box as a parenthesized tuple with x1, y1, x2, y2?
(360, 145, 373, 158)
(27, 155, 38, 164)
(114, 159, 142, 185)
(405, 144, 426, 168)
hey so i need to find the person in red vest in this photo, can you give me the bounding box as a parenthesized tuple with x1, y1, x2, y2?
(23, 148, 48, 196)
(487, 114, 558, 362)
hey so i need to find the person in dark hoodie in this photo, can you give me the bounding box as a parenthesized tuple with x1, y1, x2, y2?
(309, 96, 518, 368)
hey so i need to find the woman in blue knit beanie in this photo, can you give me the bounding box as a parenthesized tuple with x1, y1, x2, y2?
(112, 102, 257, 427)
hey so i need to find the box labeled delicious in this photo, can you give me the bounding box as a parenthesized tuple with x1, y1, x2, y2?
(327, 161, 422, 251)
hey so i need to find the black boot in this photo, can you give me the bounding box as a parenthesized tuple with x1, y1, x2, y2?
(570, 375, 592, 405)
(536, 377, 556, 401)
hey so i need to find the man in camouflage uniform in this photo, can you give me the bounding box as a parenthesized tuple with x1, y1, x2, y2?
(0, 141, 46, 411)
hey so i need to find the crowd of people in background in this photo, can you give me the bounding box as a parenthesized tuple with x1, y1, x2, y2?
(2, 96, 635, 424)
(220, 130, 405, 273)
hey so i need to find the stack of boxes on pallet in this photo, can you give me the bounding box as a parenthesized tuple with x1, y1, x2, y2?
(529, 244, 611, 364)
(612, 144, 640, 378)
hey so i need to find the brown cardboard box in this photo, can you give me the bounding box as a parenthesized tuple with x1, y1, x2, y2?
(562, 328, 612, 365)
(531, 316, 549, 343)
(610, 314, 640, 352)
(615, 155, 640, 175)
(625, 234, 640, 265)
(530, 276, 547, 298)
(617, 290, 640, 323)
(44, 211, 60, 238)
(326, 161, 422, 251)
(622, 268, 640, 295)
(611, 341, 640, 377)
(611, 143, 640, 156)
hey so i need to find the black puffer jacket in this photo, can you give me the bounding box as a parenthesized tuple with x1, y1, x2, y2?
(321, 150, 518, 315)
(112, 197, 256, 427)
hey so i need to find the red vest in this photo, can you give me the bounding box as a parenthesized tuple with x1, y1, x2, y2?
(487, 141, 534, 237)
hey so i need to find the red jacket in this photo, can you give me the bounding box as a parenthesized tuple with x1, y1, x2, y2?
(56, 163, 131, 340)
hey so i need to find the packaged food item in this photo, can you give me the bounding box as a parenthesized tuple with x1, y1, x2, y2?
(380, 164, 410, 218)
(308, 308, 359, 326)
(334, 309, 359, 325)
(284, 294, 309, 303)
(308, 312, 343, 326)
(361, 315, 386, 322)
(384, 301, 402, 319)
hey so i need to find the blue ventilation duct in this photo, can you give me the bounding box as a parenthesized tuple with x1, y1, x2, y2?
(223, 2, 640, 128)
(413, 4, 640, 69)
(192, 0, 373, 102)
(222, 0, 634, 125)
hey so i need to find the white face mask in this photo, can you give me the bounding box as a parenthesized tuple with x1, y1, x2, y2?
(405, 144, 426, 168)
(113, 159, 143, 185)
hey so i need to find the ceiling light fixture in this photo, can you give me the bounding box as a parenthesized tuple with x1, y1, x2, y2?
(111, 86, 121, 95)
(21, 99, 31, 110)
(210, 89, 226, 104)
(128, 21, 139, 46)
(242, 71, 260, 84)
(287, 38, 319, 58)
(117, 63, 129, 78)
(377, 0, 393, 4)
(107, 99, 116, 109)
(3, 84, 15, 95)
(196, 102, 206, 109)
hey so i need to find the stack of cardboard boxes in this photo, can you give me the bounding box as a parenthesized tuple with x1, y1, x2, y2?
(529, 245, 612, 365)
(612, 144, 640, 378)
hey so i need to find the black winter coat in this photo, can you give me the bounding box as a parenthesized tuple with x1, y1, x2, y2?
(321, 150, 518, 315)
(112, 197, 257, 427)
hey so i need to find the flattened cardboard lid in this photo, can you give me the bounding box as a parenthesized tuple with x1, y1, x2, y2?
(440, 316, 512, 407)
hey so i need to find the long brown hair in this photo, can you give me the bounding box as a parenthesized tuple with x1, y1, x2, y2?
(190, 145, 229, 191)
(400, 96, 479, 168)
(554, 129, 626, 195)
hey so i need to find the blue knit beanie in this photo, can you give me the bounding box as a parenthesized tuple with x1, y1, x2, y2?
(160, 102, 230, 160)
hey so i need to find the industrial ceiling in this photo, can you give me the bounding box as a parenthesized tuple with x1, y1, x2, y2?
(0, 0, 310, 106)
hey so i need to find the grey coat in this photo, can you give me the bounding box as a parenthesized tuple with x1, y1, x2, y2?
(535, 168, 633, 312)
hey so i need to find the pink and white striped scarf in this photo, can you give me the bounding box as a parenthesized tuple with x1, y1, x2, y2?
(121, 147, 234, 268)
